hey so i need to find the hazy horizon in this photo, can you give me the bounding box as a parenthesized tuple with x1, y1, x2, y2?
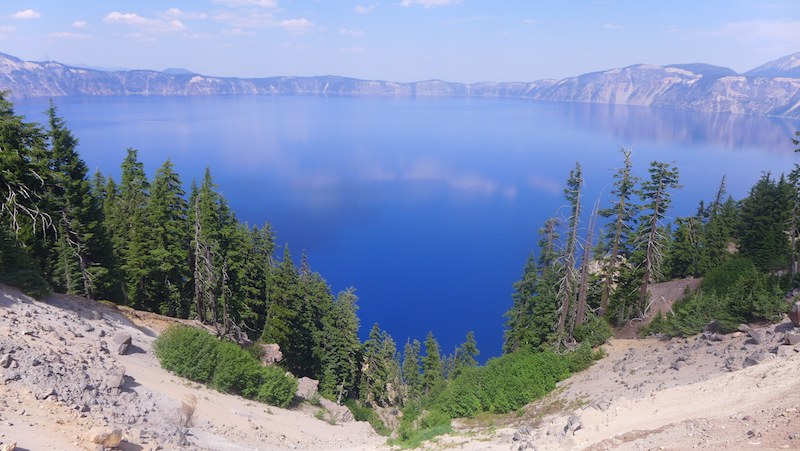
(1, 1, 798, 83)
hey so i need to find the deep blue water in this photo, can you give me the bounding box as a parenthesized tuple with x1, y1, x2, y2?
(14, 96, 800, 359)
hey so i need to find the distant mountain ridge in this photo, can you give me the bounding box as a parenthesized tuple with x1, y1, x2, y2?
(1, 51, 800, 118)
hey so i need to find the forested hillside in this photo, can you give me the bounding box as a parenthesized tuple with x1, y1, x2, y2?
(1, 91, 798, 444)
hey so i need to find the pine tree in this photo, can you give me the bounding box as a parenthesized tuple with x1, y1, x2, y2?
(599, 148, 639, 315)
(453, 331, 479, 377)
(45, 103, 118, 300)
(319, 288, 361, 402)
(421, 331, 444, 396)
(636, 161, 680, 316)
(401, 339, 422, 404)
(111, 148, 151, 307)
(146, 159, 189, 316)
(556, 163, 582, 337)
(738, 173, 791, 272)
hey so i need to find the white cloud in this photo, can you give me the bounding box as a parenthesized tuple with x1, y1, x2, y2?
(213, 11, 274, 28)
(400, 0, 462, 8)
(72, 20, 87, 29)
(338, 47, 364, 53)
(603, 23, 622, 30)
(103, 12, 187, 33)
(213, 0, 278, 8)
(11, 9, 41, 20)
(277, 18, 315, 34)
(48, 32, 93, 40)
(354, 5, 374, 14)
(224, 27, 255, 36)
(161, 8, 208, 20)
(339, 28, 363, 37)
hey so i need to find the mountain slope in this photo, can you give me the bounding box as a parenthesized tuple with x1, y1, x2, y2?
(1, 51, 800, 117)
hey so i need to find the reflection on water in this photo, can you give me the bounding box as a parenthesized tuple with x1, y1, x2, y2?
(555, 101, 799, 154)
(13, 96, 800, 358)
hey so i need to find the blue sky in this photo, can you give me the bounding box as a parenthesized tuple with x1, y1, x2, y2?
(1, 1, 799, 82)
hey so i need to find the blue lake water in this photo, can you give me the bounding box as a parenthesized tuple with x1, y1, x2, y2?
(14, 96, 800, 359)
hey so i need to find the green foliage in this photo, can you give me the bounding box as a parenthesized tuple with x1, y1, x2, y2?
(0, 225, 50, 298)
(572, 315, 613, 348)
(436, 349, 575, 418)
(343, 400, 391, 436)
(154, 325, 297, 407)
(643, 257, 787, 337)
(738, 173, 791, 272)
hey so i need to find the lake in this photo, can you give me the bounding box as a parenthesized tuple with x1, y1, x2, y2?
(14, 96, 800, 359)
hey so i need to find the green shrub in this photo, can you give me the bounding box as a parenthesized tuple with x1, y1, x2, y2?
(435, 348, 578, 418)
(573, 315, 613, 348)
(343, 400, 391, 436)
(254, 365, 297, 407)
(419, 409, 450, 429)
(154, 325, 297, 408)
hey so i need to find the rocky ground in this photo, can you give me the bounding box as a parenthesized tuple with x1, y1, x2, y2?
(0, 284, 384, 451)
(3, 281, 800, 451)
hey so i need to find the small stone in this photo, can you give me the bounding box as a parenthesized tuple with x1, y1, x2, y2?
(111, 332, 132, 355)
(748, 329, 767, 345)
(0, 354, 12, 369)
(0, 441, 16, 451)
(784, 332, 800, 346)
(88, 427, 122, 448)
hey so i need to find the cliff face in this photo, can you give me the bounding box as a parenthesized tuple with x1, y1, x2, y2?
(1, 51, 800, 118)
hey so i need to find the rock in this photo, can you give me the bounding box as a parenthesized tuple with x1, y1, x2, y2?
(111, 332, 132, 355)
(738, 324, 751, 333)
(260, 343, 283, 365)
(748, 329, 767, 345)
(789, 301, 800, 327)
(701, 332, 723, 342)
(784, 332, 800, 345)
(725, 357, 742, 372)
(103, 366, 126, 390)
(743, 351, 773, 368)
(0, 442, 15, 451)
(776, 346, 796, 357)
(88, 427, 122, 448)
(671, 360, 687, 371)
(318, 398, 354, 423)
(704, 320, 722, 333)
(295, 377, 319, 401)
(0, 353, 12, 369)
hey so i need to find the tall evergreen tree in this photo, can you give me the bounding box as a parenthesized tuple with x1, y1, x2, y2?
(599, 148, 639, 315)
(453, 331, 479, 376)
(421, 331, 444, 396)
(319, 288, 361, 402)
(45, 102, 116, 299)
(110, 148, 151, 307)
(636, 161, 680, 315)
(556, 163, 582, 337)
(146, 159, 189, 316)
(401, 339, 422, 405)
(738, 173, 791, 272)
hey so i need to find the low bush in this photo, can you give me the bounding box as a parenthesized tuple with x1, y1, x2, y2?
(154, 325, 297, 407)
(344, 400, 391, 436)
(643, 257, 787, 337)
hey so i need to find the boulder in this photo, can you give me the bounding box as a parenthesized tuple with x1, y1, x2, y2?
(743, 351, 773, 368)
(747, 329, 767, 345)
(0, 442, 15, 451)
(260, 343, 283, 365)
(790, 301, 800, 327)
(103, 366, 126, 390)
(295, 377, 319, 401)
(318, 398, 354, 423)
(111, 332, 132, 355)
(87, 427, 122, 448)
(784, 332, 800, 346)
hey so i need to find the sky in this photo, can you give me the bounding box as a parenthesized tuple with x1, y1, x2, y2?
(0, 1, 799, 83)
